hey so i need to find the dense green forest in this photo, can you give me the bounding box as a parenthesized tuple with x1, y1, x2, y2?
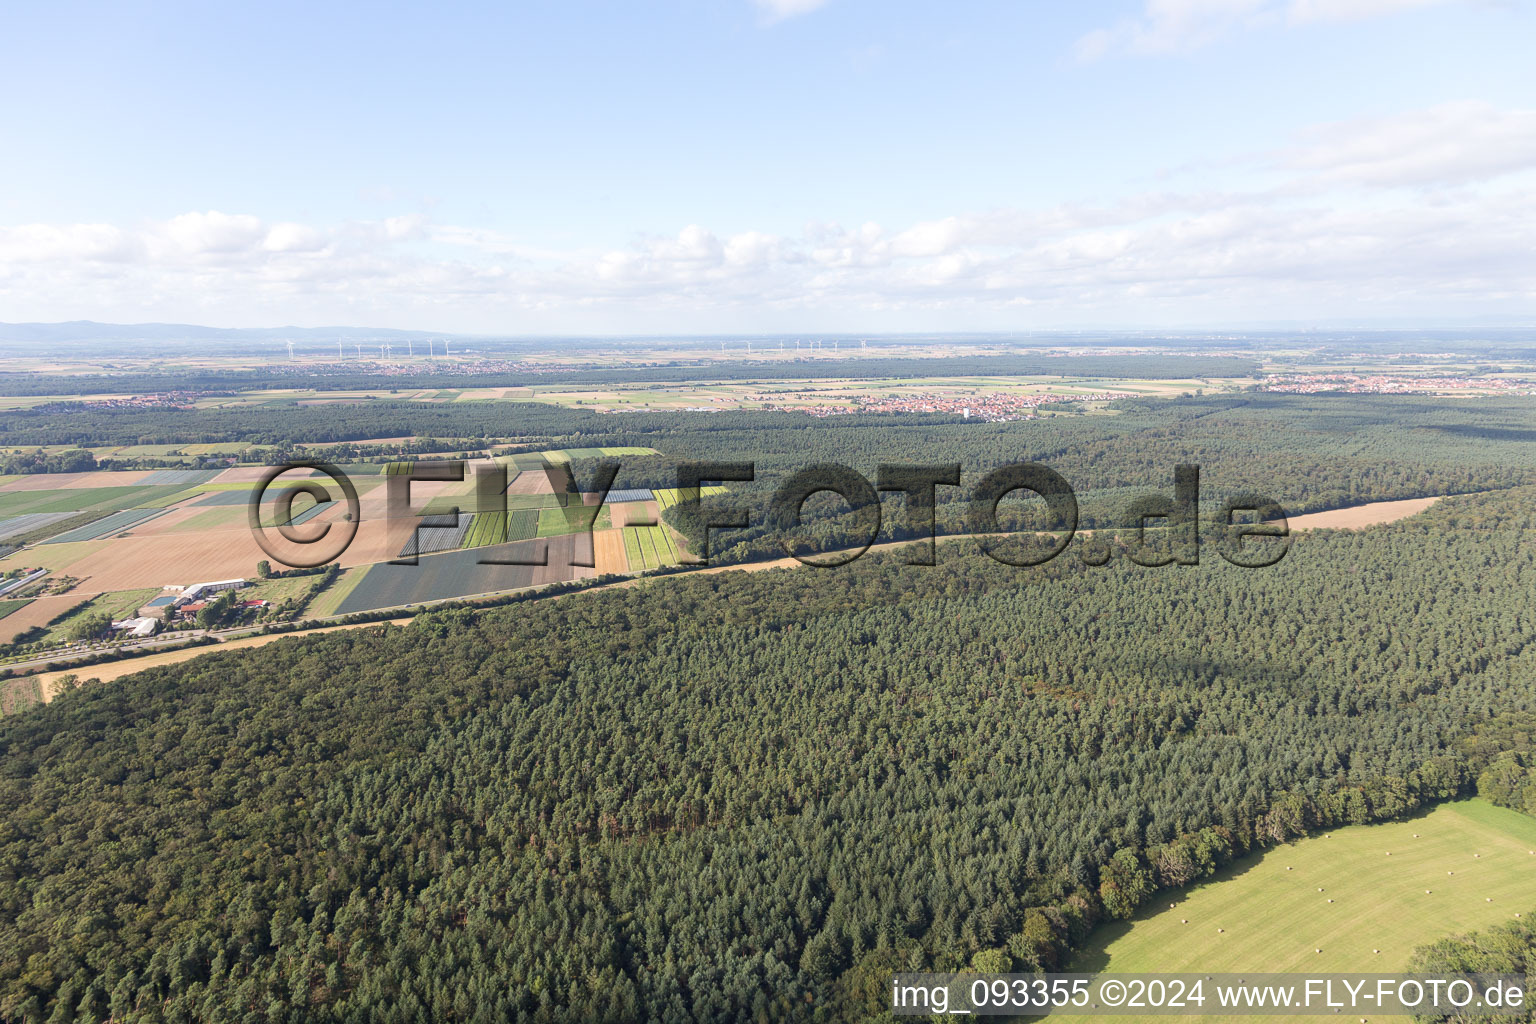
(1410, 911, 1536, 1023)
(3, 482, 1536, 1022)
(9, 393, 1536, 532)
(628, 394, 1536, 561)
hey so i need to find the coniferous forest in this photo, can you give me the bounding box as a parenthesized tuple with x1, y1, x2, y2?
(2, 479, 1536, 1020)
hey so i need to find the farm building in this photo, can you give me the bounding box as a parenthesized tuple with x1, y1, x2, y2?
(109, 617, 159, 638)
(172, 579, 248, 605)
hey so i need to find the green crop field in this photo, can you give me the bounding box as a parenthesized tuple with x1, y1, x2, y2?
(0, 485, 188, 518)
(536, 506, 586, 538)
(620, 525, 678, 570)
(0, 598, 32, 621)
(464, 511, 505, 548)
(654, 524, 680, 563)
(653, 485, 727, 510)
(1071, 800, 1536, 1003)
(304, 567, 368, 618)
(504, 509, 539, 541)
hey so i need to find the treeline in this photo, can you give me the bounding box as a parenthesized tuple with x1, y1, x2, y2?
(0, 449, 95, 475)
(0, 401, 600, 448)
(0, 354, 1260, 397)
(3, 487, 1536, 1021)
(1409, 912, 1536, 1023)
(583, 394, 1536, 564)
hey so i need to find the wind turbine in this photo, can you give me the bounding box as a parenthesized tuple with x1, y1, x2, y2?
(338, 341, 344, 361)
(443, 339, 450, 356)
(354, 344, 362, 359)
(286, 341, 295, 361)
(408, 339, 413, 358)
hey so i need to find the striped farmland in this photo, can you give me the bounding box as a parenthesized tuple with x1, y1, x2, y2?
(464, 511, 506, 548)
(136, 469, 223, 487)
(0, 512, 80, 543)
(505, 509, 539, 541)
(42, 508, 166, 544)
(396, 512, 473, 558)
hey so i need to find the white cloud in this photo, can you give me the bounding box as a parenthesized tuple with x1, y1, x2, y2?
(1077, 0, 1466, 58)
(1, 103, 1532, 330)
(753, 0, 831, 24)
(1279, 101, 1536, 188)
(1287, 0, 1450, 23)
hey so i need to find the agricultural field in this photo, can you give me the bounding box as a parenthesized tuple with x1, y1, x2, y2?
(396, 511, 474, 558)
(535, 506, 589, 537)
(244, 573, 330, 608)
(41, 507, 165, 543)
(1073, 800, 1536, 989)
(0, 483, 188, 517)
(0, 453, 727, 641)
(622, 524, 682, 569)
(0, 597, 31, 620)
(330, 535, 596, 615)
(303, 566, 369, 618)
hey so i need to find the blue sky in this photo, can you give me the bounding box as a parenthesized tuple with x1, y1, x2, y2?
(1, 0, 1532, 333)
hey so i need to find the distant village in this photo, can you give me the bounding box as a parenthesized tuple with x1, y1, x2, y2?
(1258, 373, 1536, 395)
(769, 390, 1133, 421)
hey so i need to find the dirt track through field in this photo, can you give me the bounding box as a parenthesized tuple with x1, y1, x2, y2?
(29, 618, 413, 701)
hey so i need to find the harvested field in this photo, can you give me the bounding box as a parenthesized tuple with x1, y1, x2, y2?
(211, 466, 279, 483)
(610, 500, 661, 528)
(0, 471, 152, 491)
(0, 540, 107, 578)
(118, 505, 246, 536)
(1286, 496, 1442, 530)
(506, 469, 556, 495)
(137, 469, 222, 486)
(593, 528, 629, 574)
(0, 594, 87, 642)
